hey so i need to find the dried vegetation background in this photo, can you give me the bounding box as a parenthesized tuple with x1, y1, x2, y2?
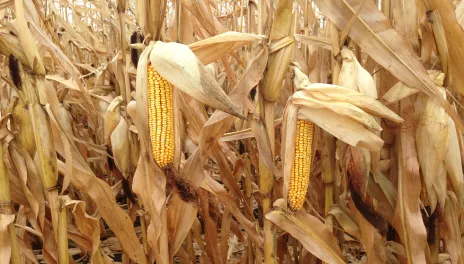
(1, 0, 464, 263)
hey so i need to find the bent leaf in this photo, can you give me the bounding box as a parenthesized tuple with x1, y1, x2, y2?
(266, 199, 344, 264)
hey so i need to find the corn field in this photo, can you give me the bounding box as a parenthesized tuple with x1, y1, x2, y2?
(1, 0, 464, 263)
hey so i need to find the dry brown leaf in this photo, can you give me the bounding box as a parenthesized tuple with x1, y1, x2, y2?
(350, 200, 388, 263)
(423, 0, 464, 97)
(293, 75, 403, 123)
(201, 176, 264, 247)
(442, 192, 464, 264)
(265, 199, 345, 264)
(188, 31, 266, 65)
(61, 197, 101, 259)
(391, 0, 419, 51)
(199, 47, 268, 150)
(391, 97, 427, 263)
(294, 35, 332, 50)
(0, 214, 15, 264)
(314, 0, 464, 130)
(328, 205, 361, 240)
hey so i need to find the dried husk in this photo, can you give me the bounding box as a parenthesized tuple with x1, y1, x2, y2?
(103, 96, 123, 144)
(149, 41, 245, 119)
(110, 118, 131, 178)
(12, 98, 36, 157)
(415, 88, 449, 212)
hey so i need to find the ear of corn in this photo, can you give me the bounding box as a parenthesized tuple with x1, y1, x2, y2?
(288, 120, 314, 211)
(420, 174, 429, 207)
(147, 64, 175, 168)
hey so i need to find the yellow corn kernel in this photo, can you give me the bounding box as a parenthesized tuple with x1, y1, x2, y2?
(288, 120, 314, 211)
(147, 64, 174, 168)
(420, 174, 429, 207)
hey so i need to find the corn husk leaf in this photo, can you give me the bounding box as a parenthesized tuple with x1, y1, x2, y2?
(201, 176, 264, 247)
(415, 89, 449, 213)
(167, 149, 205, 258)
(110, 118, 131, 178)
(423, 0, 464, 97)
(350, 200, 388, 263)
(49, 94, 147, 264)
(265, 199, 345, 264)
(292, 91, 382, 131)
(391, 0, 418, 50)
(293, 70, 403, 123)
(442, 192, 464, 264)
(314, 0, 464, 130)
(290, 97, 384, 151)
(149, 41, 245, 119)
(391, 97, 427, 263)
(61, 197, 102, 260)
(328, 205, 361, 240)
(103, 96, 123, 144)
(188, 31, 266, 65)
(199, 48, 268, 151)
(340, 48, 378, 99)
(0, 214, 15, 264)
(294, 35, 332, 50)
(444, 115, 464, 204)
(382, 82, 418, 105)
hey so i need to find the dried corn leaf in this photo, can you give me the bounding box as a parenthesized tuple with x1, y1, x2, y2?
(328, 205, 361, 240)
(294, 35, 332, 50)
(0, 214, 14, 264)
(350, 200, 388, 263)
(188, 31, 266, 65)
(201, 176, 264, 247)
(423, 0, 464, 97)
(391, 97, 427, 263)
(442, 192, 464, 264)
(314, 0, 464, 130)
(266, 199, 345, 264)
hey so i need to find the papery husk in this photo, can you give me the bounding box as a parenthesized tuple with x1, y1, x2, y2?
(415, 88, 449, 213)
(149, 41, 245, 119)
(12, 98, 36, 157)
(104, 96, 123, 143)
(110, 118, 131, 178)
(314, 0, 464, 131)
(340, 48, 378, 99)
(444, 114, 464, 205)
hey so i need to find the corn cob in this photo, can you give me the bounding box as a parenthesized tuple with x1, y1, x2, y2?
(147, 64, 175, 168)
(420, 174, 429, 207)
(288, 120, 314, 211)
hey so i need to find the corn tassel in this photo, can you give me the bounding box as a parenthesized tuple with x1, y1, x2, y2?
(147, 64, 175, 168)
(288, 120, 314, 211)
